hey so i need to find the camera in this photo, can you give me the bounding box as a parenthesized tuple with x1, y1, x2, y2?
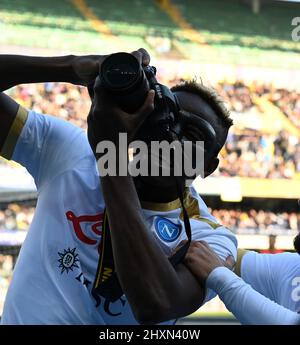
(100, 52, 156, 114)
(99, 52, 218, 160)
(100, 52, 179, 142)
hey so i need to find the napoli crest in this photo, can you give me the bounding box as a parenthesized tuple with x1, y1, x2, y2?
(155, 217, 182, 242)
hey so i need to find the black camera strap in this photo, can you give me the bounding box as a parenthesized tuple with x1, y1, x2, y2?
(92, 211, 123, 303)
(92, 182, 192, 303)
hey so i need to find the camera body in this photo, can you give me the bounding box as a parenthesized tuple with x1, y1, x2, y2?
(100, 52, 157, 113)
(99, 52, 218, 163)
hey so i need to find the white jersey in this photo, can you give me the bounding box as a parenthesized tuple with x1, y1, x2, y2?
(206, 251, 300, 324)
(241, 251, 300, 313)
(207, 265, 300, 325)
(0, 107, 237, 325)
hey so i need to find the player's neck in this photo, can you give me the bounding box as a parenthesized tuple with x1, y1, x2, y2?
(135, 179, 179, 203)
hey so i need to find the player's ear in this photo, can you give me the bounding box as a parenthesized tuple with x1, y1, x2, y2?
(204, 157, 219, 178)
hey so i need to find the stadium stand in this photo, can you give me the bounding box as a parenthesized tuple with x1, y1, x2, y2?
(1, 0, 299, 67)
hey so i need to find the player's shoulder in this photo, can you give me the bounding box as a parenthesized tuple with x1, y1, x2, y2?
(243, 251, 300, 271)
(187, 185, 222, 229)
(28, 109, 95, 167)
(33, 109, 90, 148)
(269, 252, 300, 268)
(29, 109, 83, 135)
(24, 109, 80, 135)
(187, 185, 237, 244)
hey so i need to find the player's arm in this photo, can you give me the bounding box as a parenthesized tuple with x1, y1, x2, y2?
(101, 176, 205, 324)
(185, 241, 300, 325)
(0, 50, 150, 154)
(208, 267, 300, 325)
(0, 53, 103, 154)
(0, 93, 20, 153)
(0, 49, 150, 92)
(0, 54, 105, 92)
(236, 249, 278, 300)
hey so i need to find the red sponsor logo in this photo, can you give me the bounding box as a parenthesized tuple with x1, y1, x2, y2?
(66, 211, 104, 245)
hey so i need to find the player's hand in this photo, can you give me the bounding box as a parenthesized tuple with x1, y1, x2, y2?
(88, 83, 154, 150)
(72, 55, 105, 86)
(183, 241, 235, 284)
(72, 48, 151, 87)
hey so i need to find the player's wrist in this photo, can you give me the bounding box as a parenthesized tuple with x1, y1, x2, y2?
(55, 55, 80, 84)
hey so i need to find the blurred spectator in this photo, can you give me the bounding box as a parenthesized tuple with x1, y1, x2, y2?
(0, 204, 34, 231)
(0, 255, 13, 316)
(260, 234, 284, 254)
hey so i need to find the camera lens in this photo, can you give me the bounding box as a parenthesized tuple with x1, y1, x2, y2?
(101, 53, 141, 91)
(100, 52, 150, 113)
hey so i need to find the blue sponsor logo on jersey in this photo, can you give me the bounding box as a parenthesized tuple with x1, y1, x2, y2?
(155, 217, 182, 242)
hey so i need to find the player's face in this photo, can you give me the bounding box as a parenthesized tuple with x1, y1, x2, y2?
(174, 90, 222, 150)
(134, 91, 222, 190)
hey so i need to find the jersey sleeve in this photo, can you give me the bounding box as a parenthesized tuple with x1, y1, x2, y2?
(189, 188, 238, 262)
(241, 251, 300, 310)
(192, 222, 238, 303)
(1, 105, 91, 190)
(240, 251, 277, 301)
(188, 189, 238, 302)
(207, 266, 300, 325)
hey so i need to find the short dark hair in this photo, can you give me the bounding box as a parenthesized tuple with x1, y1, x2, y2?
(171, 79, 233, 129)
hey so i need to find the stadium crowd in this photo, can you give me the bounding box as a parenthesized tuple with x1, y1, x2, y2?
(217, 129, 300, 178)
(210, 208, 300, 234)
(268, 88, 300, 129)
(0, 203, 299, 235)
(213, 80, 300, 127)
(5, 80, 300, 179)
(8, 83, 90, 129)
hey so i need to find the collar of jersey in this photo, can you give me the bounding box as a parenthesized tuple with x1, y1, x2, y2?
(140, 189, 192, 212)
(141, 198, 181, 212)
